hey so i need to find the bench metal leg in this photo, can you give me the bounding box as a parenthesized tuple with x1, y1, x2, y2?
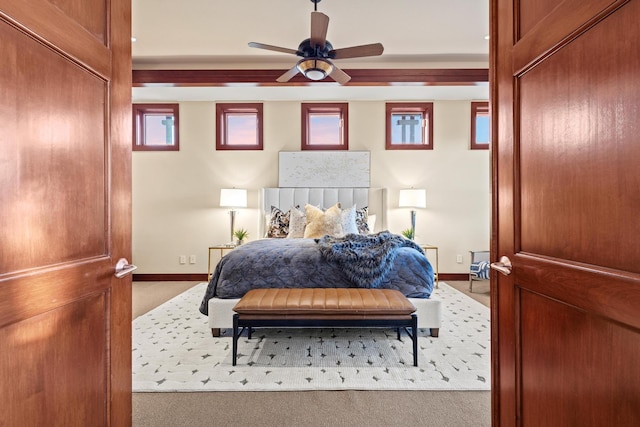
(232, 314, 239, 366)
(233, 315, 419, 367)
(411, 314, 418, 367)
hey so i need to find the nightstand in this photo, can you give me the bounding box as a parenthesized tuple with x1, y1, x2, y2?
(208, 244, 236, 281)
(419, 244, 439, 288)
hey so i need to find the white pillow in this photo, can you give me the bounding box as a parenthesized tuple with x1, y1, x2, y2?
(286, 207, 307, 238)
(367, 214, 377, 233)
(340, 205, 360, 235)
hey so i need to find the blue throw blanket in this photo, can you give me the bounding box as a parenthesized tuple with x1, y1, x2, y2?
(316, 231, 424, 289)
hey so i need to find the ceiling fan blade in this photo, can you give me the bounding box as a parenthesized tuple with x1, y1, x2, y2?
(276, 65, 300, 83)
(330, 43, 384, 60)
(329, 65, 351, 85)
(310, 11, 329, 49)
(248, 42, 299, 56)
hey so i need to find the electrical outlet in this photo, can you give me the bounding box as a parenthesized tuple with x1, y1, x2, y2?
(456, 254, 463, 264)
(179, 255, 186, 264)
(189, 255, 196, 264)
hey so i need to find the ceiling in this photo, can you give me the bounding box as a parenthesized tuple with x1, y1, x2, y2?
(131, 0, 490, 102)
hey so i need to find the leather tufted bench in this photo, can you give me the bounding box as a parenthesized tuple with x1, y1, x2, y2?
(232, 288, 419, 366)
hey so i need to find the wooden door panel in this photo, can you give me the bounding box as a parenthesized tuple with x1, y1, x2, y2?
(494, 0, 640, 425)
(0, 0, 131, 424)
(518, 0, 562, 37)
(0, 0, 110, 77)
(0, 293, 107, 426)
(518, 1, 640, 273)
(0, 264, 111, 329)
(520, 290, 640, 425)
(48, 0, 107, 42)
(0, 21, 107, 274)
(512, 0, 627, 74)
(517, 255, 640, 330)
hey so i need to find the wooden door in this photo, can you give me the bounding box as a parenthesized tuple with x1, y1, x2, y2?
(0, 1, 132, 425)
(492, 0, 640, 425)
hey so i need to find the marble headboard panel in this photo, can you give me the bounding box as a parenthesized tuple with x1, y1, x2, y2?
(259, 187, 387, 237)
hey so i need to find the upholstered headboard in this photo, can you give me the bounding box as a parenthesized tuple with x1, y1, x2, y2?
(259, 187, 386, 237)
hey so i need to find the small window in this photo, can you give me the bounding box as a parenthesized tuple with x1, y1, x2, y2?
(216, 103, 263, 150)
(386, 103, 433, 150)
(132, 104, 179, 151)
(301, 103, 348, 150)
(471, 101, 490, 150)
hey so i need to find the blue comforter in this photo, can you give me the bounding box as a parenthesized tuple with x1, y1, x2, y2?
(199, 233, 434, 315)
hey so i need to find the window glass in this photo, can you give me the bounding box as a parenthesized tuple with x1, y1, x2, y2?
(144, 114, 175, 146)
(301, 103, 348, 150)
(391, 113, 425, 144)
(225, 113, 258, 146)
(471, 102, 490, 150)
(132, 104, 179, 151)
(386, 103, 433, 150)
(308, 112, 342, 146)
(216, 103, 263, 150)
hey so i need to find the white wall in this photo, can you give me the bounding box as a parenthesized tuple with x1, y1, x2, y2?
(132, 100, 490, 275)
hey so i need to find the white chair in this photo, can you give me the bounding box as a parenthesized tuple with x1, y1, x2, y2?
(469, 250, 490, 292)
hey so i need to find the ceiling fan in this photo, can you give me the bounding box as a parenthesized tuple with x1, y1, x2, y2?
(248, 0, 384, 84)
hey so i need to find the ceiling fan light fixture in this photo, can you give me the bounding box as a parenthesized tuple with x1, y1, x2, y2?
(296, 58, 333, 81)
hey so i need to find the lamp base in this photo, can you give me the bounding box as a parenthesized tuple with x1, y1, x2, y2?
(410, 210, 416, 240)
(228, 210, 237, 244)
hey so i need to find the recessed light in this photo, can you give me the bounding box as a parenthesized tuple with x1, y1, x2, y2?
(483, 35, 490, 40)
(131, 37, 137, 43)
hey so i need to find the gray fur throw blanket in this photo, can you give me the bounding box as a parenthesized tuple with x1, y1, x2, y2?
(316, 231, 424, 289)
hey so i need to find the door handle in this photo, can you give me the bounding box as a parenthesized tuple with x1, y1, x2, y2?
(115, 258, 137, 278)
(490, 256, 512, 276)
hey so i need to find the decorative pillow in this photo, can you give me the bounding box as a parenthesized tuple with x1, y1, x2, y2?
(340, 205, 360, 235)
(367, 214, 377, 233)
(266, 206, 296, 238)
(303, 203, 343, 238)
(286, 206, 307, 238)
(355, 206, 370, 234)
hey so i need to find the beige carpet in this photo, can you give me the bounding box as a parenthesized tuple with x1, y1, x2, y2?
(132, 281, 491, 427)
(133, 389, 491, 427)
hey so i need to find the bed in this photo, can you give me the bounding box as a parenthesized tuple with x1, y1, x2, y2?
(200, 187, 442, 336)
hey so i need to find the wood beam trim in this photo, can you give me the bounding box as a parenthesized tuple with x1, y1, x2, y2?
(132, 68, 489, 87)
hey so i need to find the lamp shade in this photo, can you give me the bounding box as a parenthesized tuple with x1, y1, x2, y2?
(296, 58, 333, 81)
(398, 188, 426, 208)
(220, 188, 247, 208)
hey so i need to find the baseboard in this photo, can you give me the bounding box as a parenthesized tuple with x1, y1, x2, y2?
(133, 273, 208, 282)
(133, 273, 470, 282)
(439, 273, 470, 281)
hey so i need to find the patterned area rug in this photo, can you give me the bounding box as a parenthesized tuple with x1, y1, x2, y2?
(132, 282, 490, 392)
